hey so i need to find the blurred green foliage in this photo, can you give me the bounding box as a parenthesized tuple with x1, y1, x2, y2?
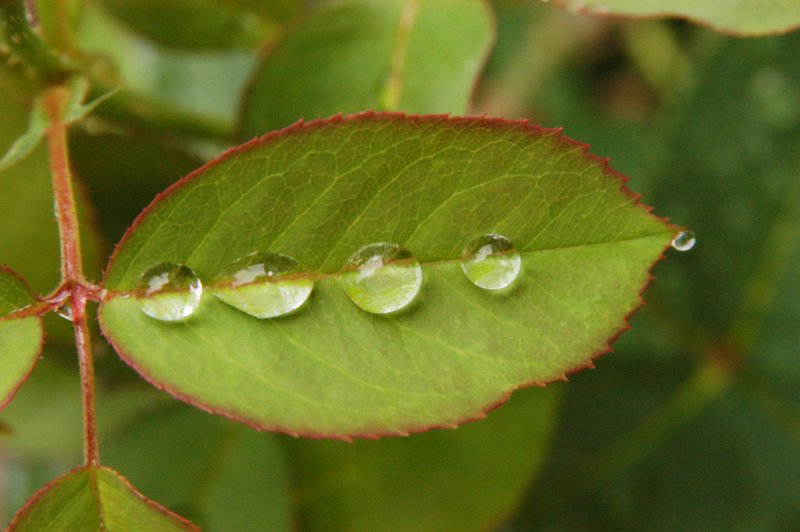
(1, 0, 799, 529)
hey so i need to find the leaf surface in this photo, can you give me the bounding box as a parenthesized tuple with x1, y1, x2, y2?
(239, 0, 494, 136)
(0, 267, 43, 412)
(558, 0, 800, 36)
(99, 113, 673, 438)
(8, 466, 196, 530)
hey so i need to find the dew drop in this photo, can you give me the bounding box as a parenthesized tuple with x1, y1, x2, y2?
(461, 234, 521, 290)
(671, 230, 696, 252)
(342, 243, 422, 314)
(136, 263, 202, 322)
(56, 304, 73, 321)
(209, 252, 314, 319)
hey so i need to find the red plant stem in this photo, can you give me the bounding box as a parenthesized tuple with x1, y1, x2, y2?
(44, 85, 100, 467)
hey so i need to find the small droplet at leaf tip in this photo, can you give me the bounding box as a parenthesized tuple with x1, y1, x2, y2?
(671, 229, 696, 252)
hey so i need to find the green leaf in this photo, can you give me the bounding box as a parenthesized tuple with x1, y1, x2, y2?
(559, 0, 800, 36)
(8, 466, 197, 530)
(99, 114, 672, 438)
(98, 0, 286, 49)
(104, 405, 292, 531)
(291, 385, 560, 531)
(239, 0, 494, 136)
(0, 98, 47, 173)
(0, 267, 43, 412)
(0, 76, 117, 173)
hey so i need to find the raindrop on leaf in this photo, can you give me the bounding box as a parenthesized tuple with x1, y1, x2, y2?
(209, 252, 314, 319)
(342, 243, 422, 314)
(136, 263, 202, 322)
(461, 234, 521, 290)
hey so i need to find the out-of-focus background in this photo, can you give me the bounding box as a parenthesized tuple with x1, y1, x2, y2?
(1, 0, 799, 529)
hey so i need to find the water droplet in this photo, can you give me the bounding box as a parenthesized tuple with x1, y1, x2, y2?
(209, 252, 314, 319)
(461, 234, 521, 290)
(342, 243, 422, 314)
(136, 263, 202, 322)
(671, 230, 696, 252)
(56, 304, 73, 321)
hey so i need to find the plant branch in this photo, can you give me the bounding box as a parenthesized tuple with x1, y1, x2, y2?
(0, 0, 71, 81)
(44, 84, 100, 467)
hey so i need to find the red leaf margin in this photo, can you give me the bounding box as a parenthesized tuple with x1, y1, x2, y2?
(0, 264, 45, 413)
(7, 465, 198, 530)
(98, 111, 680, 441)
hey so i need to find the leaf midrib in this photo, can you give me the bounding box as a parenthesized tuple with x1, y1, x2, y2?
(105, 230, 669, 295)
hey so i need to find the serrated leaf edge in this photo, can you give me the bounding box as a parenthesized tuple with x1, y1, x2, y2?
(99, 111, 679, 440)
(7, 466, 198, 530)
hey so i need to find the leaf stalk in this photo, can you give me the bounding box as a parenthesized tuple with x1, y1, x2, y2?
(44, 84, 100, 467)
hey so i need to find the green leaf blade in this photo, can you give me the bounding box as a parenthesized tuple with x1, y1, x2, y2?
(562, 0, 800, 36)
(239, 0, 494, 136)
(0, 267, 43, 412)
(8, 466, 196, 530)
(99, 113, 673, 438)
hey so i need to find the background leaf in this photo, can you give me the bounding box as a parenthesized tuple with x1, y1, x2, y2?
(103, 404, 292, 531)
(474, 4, 800, 527)
(96, 0, 293, 49)
(556, 0, 800, 36)
(239, 0, 495, 137)
(0, 267, 43, 411)
(8, 466, 196, 530)
(99, 114, 672, 438)
(290, 386, 560, 531)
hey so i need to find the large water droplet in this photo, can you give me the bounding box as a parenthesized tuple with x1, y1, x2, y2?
(136, 263, 202, 322)
(209, 252, 314, 319)
(461, 234, 521, 290)
(671, 230, 696, 252)
(342, 243, 422, 314)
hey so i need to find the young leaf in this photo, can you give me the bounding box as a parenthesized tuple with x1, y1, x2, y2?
(557, 0, 800, 36)
(8, 466, 196, 530)
(0, 98, 47, 173)
(239, 0, 494, 136)
(0, 77, 117, 173)
(0, 267, 43, 412)
(99, 113, 674, 438)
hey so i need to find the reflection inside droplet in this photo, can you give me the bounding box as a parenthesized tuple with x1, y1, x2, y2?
(461, 234, 521, 290)
(671, 230, 696, 252)
(135, 263, 202, 322)
(210, 252, 314, 319)
(342, 243, 422, 314)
